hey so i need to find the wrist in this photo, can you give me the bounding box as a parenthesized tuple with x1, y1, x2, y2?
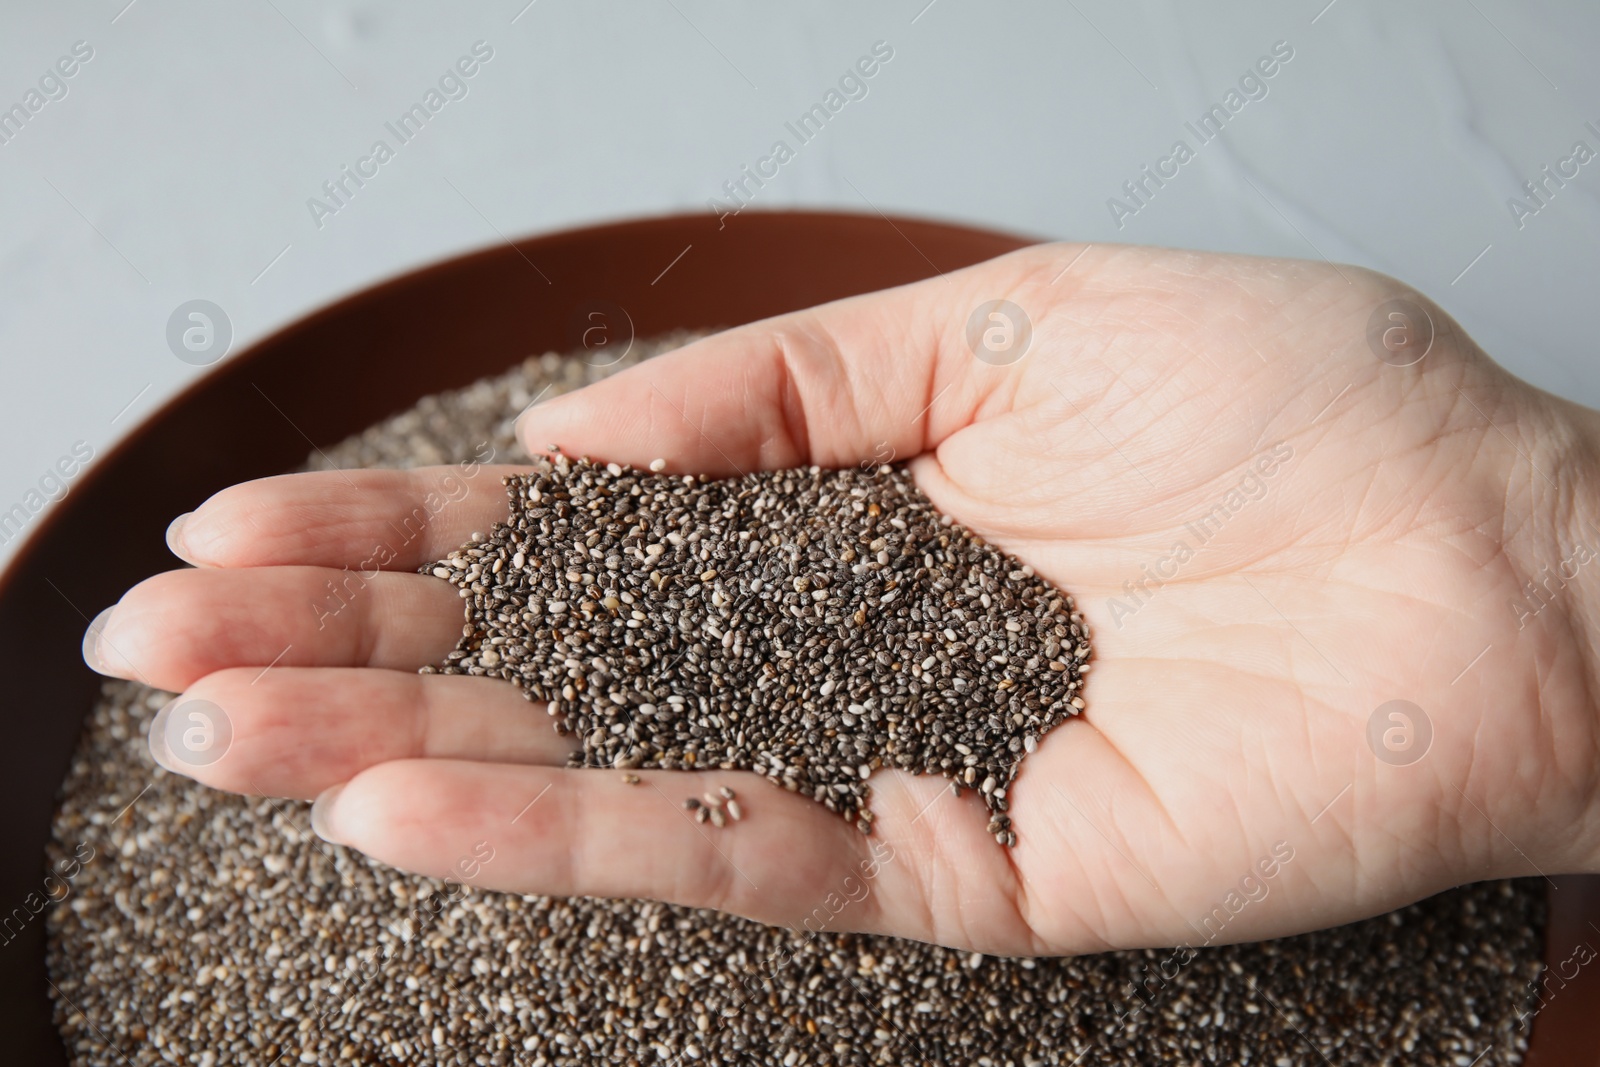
(1511, 390, 1600, 874)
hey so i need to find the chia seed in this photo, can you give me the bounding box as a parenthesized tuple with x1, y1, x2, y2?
(422, 454, 1089, 844)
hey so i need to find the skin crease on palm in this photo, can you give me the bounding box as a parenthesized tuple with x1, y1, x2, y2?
(82, 243, 1600, 958)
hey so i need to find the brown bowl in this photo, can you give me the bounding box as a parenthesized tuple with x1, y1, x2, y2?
(3, 210, 1595, 1064)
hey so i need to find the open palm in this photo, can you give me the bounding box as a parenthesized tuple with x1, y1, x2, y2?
(87, 243, 1600, 955)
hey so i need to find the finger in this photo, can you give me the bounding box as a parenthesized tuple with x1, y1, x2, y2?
(170, 466, 526, 570)
(311, 760, 895, 933)
(89, 566, 462, 691)
(516, 245, 1064, 474)
(151, 669, 574, 800)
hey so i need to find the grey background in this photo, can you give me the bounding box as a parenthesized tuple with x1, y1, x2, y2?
(2, 0, 1597, 570)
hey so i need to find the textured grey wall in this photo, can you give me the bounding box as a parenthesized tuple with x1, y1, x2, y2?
(2, 0, 1596, 568)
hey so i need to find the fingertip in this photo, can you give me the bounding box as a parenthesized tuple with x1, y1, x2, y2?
(310, 781, 346, 844)
(316, 760, 435, 854)
(175, 483, 281, 568)
(166, 512, 198, 565)
(81, 606, 115, 675)
(85, 602, 147, 681)
(174, 490, 238, 567)
(147, 699, 177, 772)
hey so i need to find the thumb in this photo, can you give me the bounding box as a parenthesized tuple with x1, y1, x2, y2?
(516, 247, 1053, 474)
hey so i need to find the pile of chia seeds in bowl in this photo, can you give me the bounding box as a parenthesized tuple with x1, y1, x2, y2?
(45, 334, 1547, 1066)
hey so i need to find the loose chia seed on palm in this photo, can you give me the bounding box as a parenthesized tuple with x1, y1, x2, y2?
(422, 456, 1091, 845)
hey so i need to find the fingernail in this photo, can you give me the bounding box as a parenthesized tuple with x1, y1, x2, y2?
(81, 606, 116, 675)
(148, 699, 177, 772)
(310, 783, 346, 844)
(166, 512, 196, 564)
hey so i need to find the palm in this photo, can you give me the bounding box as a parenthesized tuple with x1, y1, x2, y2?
(91, 245, 1599, 955)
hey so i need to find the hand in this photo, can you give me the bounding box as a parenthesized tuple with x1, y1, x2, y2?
(85, 243, 1600, 955)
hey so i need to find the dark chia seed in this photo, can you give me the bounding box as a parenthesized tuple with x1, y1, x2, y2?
(45, 336, 1547, 1066)
(420, 456, 1090, 844)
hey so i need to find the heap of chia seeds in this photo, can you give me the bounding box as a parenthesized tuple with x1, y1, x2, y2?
(421, 455, 1091, 845)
